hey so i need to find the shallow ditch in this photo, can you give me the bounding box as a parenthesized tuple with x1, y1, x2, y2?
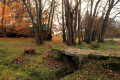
(49, 49, 120, 79)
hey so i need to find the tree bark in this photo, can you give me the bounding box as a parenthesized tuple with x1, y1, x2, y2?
(65, 0, 72, 45)
(85, 0, 101, 43)
(23, 0, 43, 44)
(98, 0, 117, 42)
(73, 6, 77, 45)
(1, 0, 6, 37)
(50, 0, 55, 35)
(62, 0, 66, 42)
(47, 0, 54, 39)
(78, 0, 82, 45)
(35, 0, 43, 44)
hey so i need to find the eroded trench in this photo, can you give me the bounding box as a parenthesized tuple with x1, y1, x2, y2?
(48, 49, 120, 79)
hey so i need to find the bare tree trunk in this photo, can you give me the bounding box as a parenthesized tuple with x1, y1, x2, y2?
(92, 25, 97, 41)
(23, 0, 43, 44)
(39, 0, 43, 44)
(62, 0, 66, 42)
(64, 0, 69, 44)
(84, 7, 89, 42)
(1, 0, 6, 37)
(35, 0, 43, 44)
(92, 2, 107, 41)
(64, 0, 81, 45)
(98, 0, 118, 42)
(71, 13, 74, 44)
(65, 0, 71, 45)
(68, 12, 73, 45)
(47, 0, 54, 39)
(78, 12, 81, 45)
(86, 0, 94, 43)
(78, 0, 81, 45)
(50, 0, 55, 35)
(73, 6, 77, 45)
(81, 24, 83, 41)
(85, 0, 101, 43)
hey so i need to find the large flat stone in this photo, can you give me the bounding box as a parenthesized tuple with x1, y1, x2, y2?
(54, 48, 120, 58)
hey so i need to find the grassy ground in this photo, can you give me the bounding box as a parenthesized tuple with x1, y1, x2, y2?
(0, 37, 67, 80)
(74, 39, 120, 51)
(0, 36, 120, 80)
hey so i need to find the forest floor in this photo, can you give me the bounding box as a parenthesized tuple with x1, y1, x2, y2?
(0, 35, 120, 80)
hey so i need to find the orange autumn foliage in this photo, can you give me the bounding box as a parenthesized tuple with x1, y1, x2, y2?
(0, 1, 49, 37)
(0, 1, 33, 37)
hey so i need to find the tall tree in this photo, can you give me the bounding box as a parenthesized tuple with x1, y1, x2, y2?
(98, 0, 120, 42)
(64, 0, 80, 45)
(73, 0, 78, 45)
(62, 0, 66, 42)
(23, 0, 43, 44)
(78, 0, 82, 45)
(47, 0, 54, 40)
(84, 0, 101, 43)
(1, 0, 6, 37)
(49, 0, 55, 36)
(92, 1, 108, 41)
